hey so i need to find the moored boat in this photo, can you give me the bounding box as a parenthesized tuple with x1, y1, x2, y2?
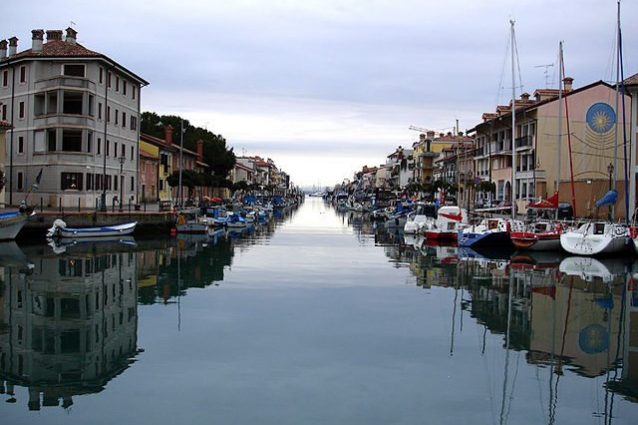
(424, 206, 467, 240)
(458, 217, 514, 249)
(47, 219, 137, 239)
(0, 208, 33, 240)
(559, 221, 630, 256)
(510, 220, 563, 251)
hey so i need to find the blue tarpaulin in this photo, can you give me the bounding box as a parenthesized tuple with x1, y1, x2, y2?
(595, 190, 617, 208)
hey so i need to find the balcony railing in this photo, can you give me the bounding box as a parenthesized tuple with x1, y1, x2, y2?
(515, 135, 534, 149)
(35, 76, 96, 92)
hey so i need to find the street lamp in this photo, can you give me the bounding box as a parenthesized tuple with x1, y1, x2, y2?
(119, 156, 125, 212)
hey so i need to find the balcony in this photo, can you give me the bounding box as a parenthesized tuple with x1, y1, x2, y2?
(34, 114, 95, 128)
(35, 76, 96, 92)
(515, 170, 546, 180)
(515, 135, 534, 150)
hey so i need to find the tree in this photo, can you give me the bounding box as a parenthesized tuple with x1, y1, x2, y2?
(141, 111, 236, 185)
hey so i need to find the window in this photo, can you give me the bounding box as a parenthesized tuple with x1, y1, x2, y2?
(114, 174, 118, 191)
(19, 65, 26, 83)
(87, 131, 93, 153)
(115, 76, 119, 92)
(120, 143, 125, 158)
(107, 106, 111, 122)
(88, 94, 94, 116)
(18, 136, 24, 154)
(97, 138, 102, 155)
(47, 129, 57, 151)
(98, 102, 102, 119)
(61, 172, 83, 190)
(130, 116, 137, 131)
(123, 80, 127, 96)
(47, 91, 57, 114)
(107, 71, 112, 88)
(130, 146, 134, 160)
(2, 70, 8, 87)
(115, 109, 118, 125)
(1, 104, 6, 120)
(114, 142, 118, 157)
(63, 91, 83, 115)
(86, 173, 94, 190)
(130, 176, 134, 191)
(106, 139, 110, 156)
(63, 64, 85, 77)
(17, 172, 23, 190)
(122, 112, 126, 128)
(62, 129, 82, 152)
(19, 101, 25, 119)
(132, 86, 136, 100)
(99, 67, 104, 84)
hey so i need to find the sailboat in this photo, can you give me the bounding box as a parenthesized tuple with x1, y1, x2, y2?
(560, 6, 631, 256)
(510, 42, 573, 252)
(460, 21, 520, 250)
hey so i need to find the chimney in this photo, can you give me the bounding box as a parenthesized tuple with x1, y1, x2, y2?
(46, 30, 63, 43)
(563, 77, 573, 92)
(8, 37, 18, 57)
(520, 92, 530, 101)
(196, 139, 204, 162)
(0, 40, 7, 60)
(31, 29, 44, 53)
(164, 124, 174, 145)
(419, 133, 425, 142)
(65, 27, 77, 45)
(426, 130, 435, 139)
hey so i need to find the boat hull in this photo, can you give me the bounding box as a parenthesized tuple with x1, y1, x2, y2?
(458, 230, 511, 249)
(0, 212, 28, 240)
(57, 222, 137, 238)
(510, 231, 561, 251)
(424, 230, 458, 241)
(560, 231, 629, 256)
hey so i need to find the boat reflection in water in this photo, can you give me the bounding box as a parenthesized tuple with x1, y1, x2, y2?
(373, 224, 638, 417)
(0, 241, 139, 410)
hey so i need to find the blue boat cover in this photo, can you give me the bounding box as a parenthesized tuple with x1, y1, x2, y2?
(595, 190, 617, 208)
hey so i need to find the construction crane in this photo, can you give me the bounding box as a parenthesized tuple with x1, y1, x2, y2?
(408, 125, 436, 134)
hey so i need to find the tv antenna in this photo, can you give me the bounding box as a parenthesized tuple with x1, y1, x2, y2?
(534, 63, 554, 88)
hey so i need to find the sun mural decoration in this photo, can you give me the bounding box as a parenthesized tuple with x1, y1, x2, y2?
(586, 102, 616, 134)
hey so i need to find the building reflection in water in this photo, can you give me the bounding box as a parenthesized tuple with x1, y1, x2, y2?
(0, 241, 139, 411)
(374, 228, 638, 408)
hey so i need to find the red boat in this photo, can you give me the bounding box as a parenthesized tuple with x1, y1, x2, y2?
(509, 220, 562, 251)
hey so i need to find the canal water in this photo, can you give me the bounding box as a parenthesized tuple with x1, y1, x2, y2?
(1, 198, 637, 424)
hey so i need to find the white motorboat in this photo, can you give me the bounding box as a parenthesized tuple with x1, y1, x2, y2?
(424, 206, 468, 241)
(47, 219, 137, 239)
(559, 221, 630, 256)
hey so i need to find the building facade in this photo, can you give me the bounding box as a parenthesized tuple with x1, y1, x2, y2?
(0, 28, 147, 208)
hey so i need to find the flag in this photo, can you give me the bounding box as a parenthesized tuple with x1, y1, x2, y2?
(33, 168, 43, 189)
(35, 168, 43, 185)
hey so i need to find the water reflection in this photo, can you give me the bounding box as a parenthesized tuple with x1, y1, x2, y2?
(370, 226, 638, 411)
(0, 218, 286, 412)
(0, 241, 139, 410)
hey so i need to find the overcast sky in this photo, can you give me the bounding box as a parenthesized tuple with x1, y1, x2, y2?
(2, 0, 636, 187)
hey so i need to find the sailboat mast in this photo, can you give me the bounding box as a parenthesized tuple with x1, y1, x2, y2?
(511, 20, 517, 220)
(612, 0, 620, 220)
(556, 42, 564, 220)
